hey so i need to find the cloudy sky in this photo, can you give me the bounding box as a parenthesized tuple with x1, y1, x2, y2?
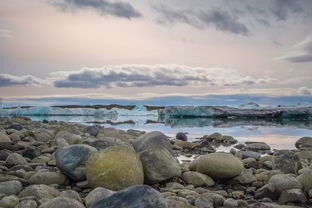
(0, 0, 312, 106)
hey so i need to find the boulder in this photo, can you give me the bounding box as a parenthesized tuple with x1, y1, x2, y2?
(55, 130, 82, 145)
(91, 185, 168, 208)
(269, 174, 302, 194)
(165, 196, 193, 208)
(86, 145, 144, 190)
(195, 197, 213, 208)
(0, 195, 19, 208)
(15, 200, 37, 208)
(56, 144, 97, 181)
(87, 138, 125, 150)
(196, 153, 243, 179)
(38, 197, 85, 208)
(140, 147, 181, 184)
(32, 128, 54, 142)
(181, 171, 215, 187)
(295, 137, 312, 150)
(133, 131, 172, 154)
(272, 151, 296, 174)
(233, 168, 256, 184)
(294, 151, 312, 171)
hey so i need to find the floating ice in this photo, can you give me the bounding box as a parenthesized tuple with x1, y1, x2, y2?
(9, 106, 74, 116)
(112, 104, 158, 116)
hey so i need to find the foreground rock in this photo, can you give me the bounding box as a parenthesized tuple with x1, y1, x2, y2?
(86, 145, 144, 190)
(196, 153, 243, 179)
(56, 144, 97, 181)
(133, 131, 172, 154)
(39, 197, 85, 208)
(91, 185, 168, 208)
(140, 147, 181, 184)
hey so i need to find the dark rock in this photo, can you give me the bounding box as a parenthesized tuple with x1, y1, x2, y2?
(278, 189, 307, 204)
(21, 147, 41, 159)
(91, 185, 168, 208)
(176, 132, 187, 141)
(234, 144, 246, 150)
(254, 183, 279, 200)
(133, 131, 172, 154)
(0, 150, 11, 160)
(88, 138, 125, 150)
(7, 124, 23, 131)
(56, 144, 97, 181)
(246, 142, 270, 152)
(195, 197, 213, 208)
(84, 126, 99, 137)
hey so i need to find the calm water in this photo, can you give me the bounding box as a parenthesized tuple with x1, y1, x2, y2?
(27, 115, 312, 151)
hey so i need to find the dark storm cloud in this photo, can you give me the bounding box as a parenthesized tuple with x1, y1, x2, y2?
(51, 64, 273, 88)
(51, 0, 141, 19)
(0, 74, 41, 87)
(153, 5, 249, 36)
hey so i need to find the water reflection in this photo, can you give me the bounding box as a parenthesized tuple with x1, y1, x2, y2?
(25, 115, 312, 150)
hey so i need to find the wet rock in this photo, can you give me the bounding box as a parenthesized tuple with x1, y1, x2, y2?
(181, 171, 215, 187)
(295, 136, 312, 150)
(56, 144, 97, 181)
(91, 185, 168, 208)
(86, 145, 144, 190)
(272, 151, 296, 174)
(38, 197, 85, 208)
(18, 184, 60, 200)
(176, 132, 187, 141)
(278, 189, 307, 204)
(140, 147, 181, 184)
(84, 126, 98, 137)
(6, 153, 27, 165)
(196, 153, 243, 179)
(29, 171, 67, 185)
(133, 131, 172, 154)
(269, 174, 302, 194)
(86, 187, 114, 207)
(0, 180, 22, 195)
(87, 138, 125, 150)
(234, 143, 245, 150)
(254, 183, 279, 200)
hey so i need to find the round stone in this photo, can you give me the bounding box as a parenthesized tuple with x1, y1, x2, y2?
(86, 145, 144, 190)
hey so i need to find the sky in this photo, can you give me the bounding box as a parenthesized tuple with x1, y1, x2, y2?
(0, 0, 312, 106)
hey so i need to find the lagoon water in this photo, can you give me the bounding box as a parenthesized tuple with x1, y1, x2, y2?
(26, 115, 312, 152)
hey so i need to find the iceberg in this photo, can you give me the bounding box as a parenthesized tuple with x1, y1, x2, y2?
(112, 104, 158, 116)
(158, 105, 312, 119)
(9, 106, 74, 116)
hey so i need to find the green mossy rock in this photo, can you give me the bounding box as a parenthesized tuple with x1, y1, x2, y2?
(86, 146, 144, 191)
(196, 153, 243, 179)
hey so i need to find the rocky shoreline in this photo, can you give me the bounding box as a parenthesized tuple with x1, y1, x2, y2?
(0, 116, 311, 208)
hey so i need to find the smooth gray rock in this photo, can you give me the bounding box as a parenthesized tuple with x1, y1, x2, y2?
(0, 195, 19, 208)
(15, 200, 37, 208)
(246, 142, 270, 151)
(56, 144, 97, 181)
(272, 151, 296, 174)
(139, 147, 181, 184)
(181, 171, 215, 187)
(195, 197, 213, 208)
(29, 171, 67, 185)
(176, 132, 187, 141)
(84, 126, 98, 137)
(91, 185, 168, 208)
(295, 137, 312, 150)
(60, 190, 82, 203)
(18, 184, 60, 200)
(269, 174, 302, 194)
(133, 131, 172, 154)
(223, 198, 238, 207)
(0, 131, 11, 143)
(0, 180, 22, 195)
